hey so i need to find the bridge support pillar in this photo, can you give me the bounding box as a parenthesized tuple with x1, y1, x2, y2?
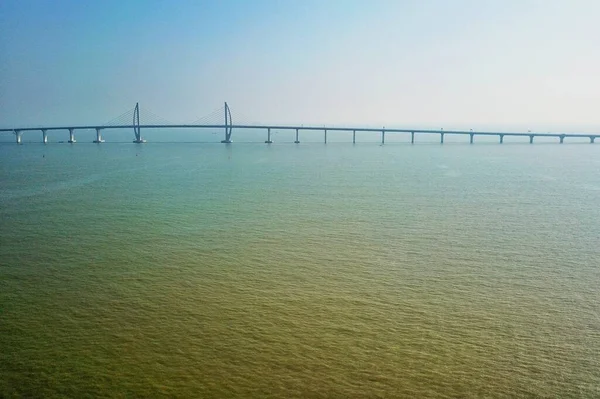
(15, 130, 22, 144)
(440, 133, 444, 144)
(590, 136, 595, 144)
(499, 134, 504, 144)
(529, 135, 534, 144)
(324, 129, 327, 144)
(294, 128, 300, 144)
(381, 130, 385, 144)
(560, 135, 565, 144)
(265, 128, 272, 144)
(68, 128, 76, 143)
(352, 130, 356, 144)
(42, 129, 48, 144)
(470, 133, 474, 144)
(411, 132, 415, 144)
(93, 128, 105, 143)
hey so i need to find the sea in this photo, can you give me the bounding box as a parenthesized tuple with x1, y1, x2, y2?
(1, 130, 599, 398)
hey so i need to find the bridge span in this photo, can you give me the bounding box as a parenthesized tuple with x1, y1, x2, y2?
(1, 102, 598, 145)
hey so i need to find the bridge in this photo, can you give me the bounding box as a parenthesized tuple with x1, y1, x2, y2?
(1, 102, 598, 145)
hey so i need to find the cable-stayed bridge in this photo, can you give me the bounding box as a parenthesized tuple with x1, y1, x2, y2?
(1, 102, 598, 145)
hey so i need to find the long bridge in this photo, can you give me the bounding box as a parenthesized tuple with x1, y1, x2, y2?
(1, 102, 598, 145)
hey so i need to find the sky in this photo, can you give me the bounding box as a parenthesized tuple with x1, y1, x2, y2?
(1, 0, 599, 132)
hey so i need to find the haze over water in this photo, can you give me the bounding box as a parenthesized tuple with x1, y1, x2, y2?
(1, 140, 599, 397)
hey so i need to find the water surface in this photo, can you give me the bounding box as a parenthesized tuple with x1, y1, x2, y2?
(1, 142, 599, 398)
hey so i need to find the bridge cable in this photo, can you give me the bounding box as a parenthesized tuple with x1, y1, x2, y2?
(102, 107, 135, 127)
(191, 106, 226, 125)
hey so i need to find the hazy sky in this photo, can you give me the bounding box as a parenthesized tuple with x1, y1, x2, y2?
(1, 0, 599, 131)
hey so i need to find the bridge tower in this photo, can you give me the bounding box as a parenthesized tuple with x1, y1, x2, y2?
(221, 102, 233, 143)
(133, 103, 146, 143)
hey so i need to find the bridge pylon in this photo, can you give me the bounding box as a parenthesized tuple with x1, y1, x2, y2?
(221, 102, 233, 143)
(133, 103, 146, 143)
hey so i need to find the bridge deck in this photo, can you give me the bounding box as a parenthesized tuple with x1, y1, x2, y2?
(1, 124, 598, 139)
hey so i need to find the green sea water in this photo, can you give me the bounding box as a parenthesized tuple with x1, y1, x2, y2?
(1, 141, 599, 398)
